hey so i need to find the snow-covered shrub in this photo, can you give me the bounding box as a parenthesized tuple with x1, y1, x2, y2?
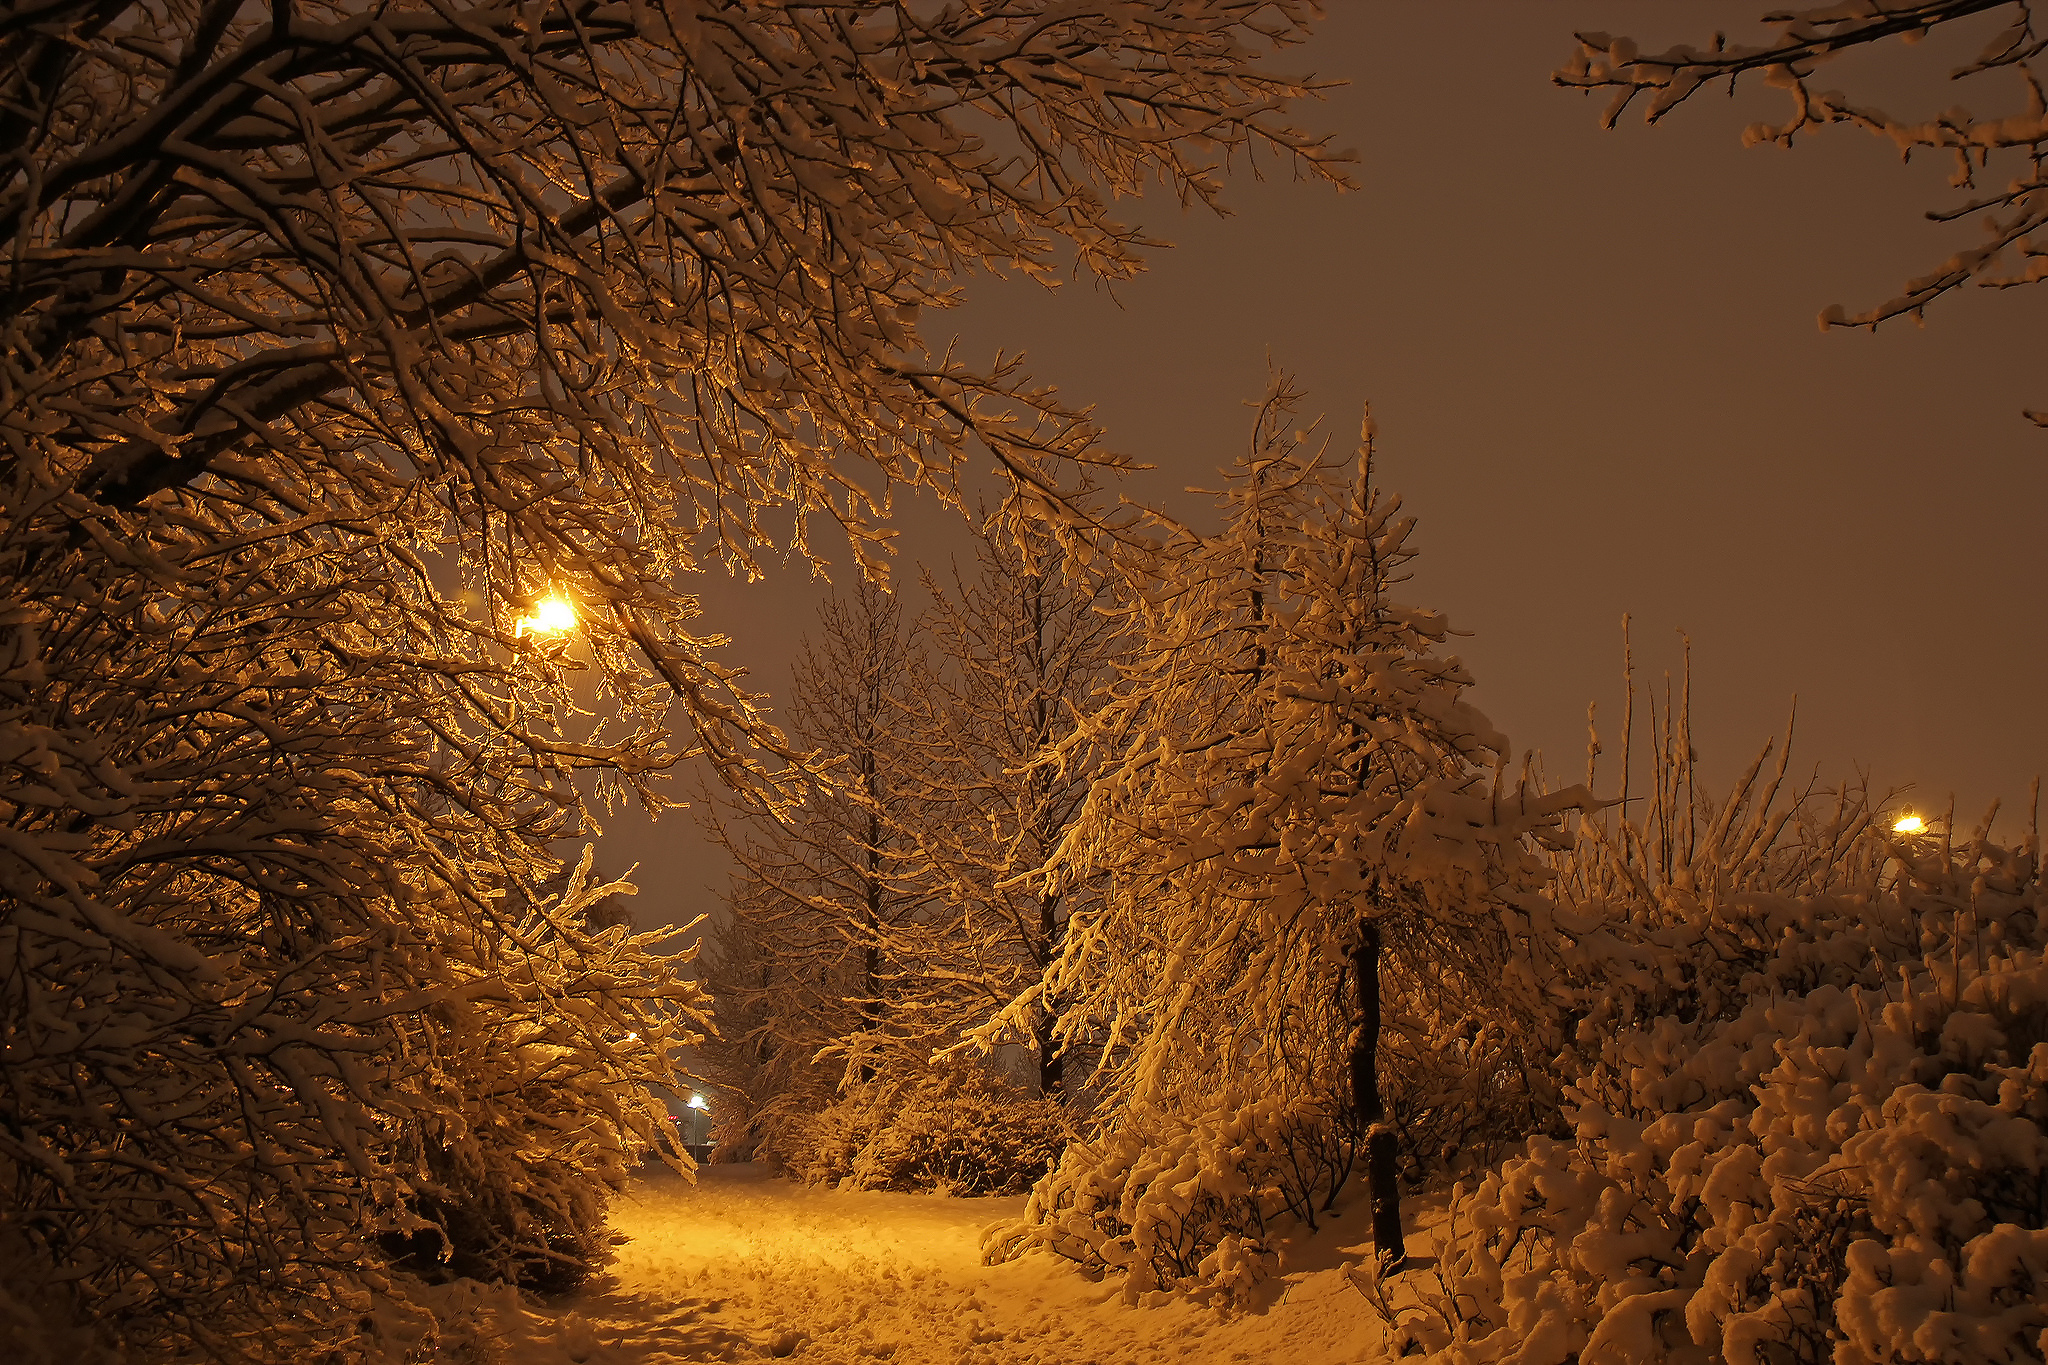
(1375, 940, 1569, 1187)
(1532, 763, 1898, 1048)
(984, 970, 1555, 1302)
(768, 1066, 1069, 1196)
(0, 544, 708, 1360)
(984, 1091, 1362, 1302)
(375, 856, 707, 1296)
(1375, 822, 2047, 1364)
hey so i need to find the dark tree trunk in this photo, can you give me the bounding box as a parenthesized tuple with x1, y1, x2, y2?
(1036, 891, 1065, 1097)
(858, 942, 880, 1084)
(1349, 919, 1405, 1270)
(1035, 1006, 1065, 1097)
(859, 801, 883, 1084)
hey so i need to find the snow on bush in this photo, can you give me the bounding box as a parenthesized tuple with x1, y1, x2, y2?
(985, 1090, 1363, 1302)
(0, 563, 708, 1358)
(1374, 819, 2047, 1363)
(766, 1065, 1069, 1196)
(983, 968, 1563, 1304)
(374, 856, 709, 1296)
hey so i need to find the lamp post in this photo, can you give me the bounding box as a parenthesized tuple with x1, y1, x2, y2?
(684, 1093, 710, 1146)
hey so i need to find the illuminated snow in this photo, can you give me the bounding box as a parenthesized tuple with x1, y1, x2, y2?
(400, 1163, 1438, 1364)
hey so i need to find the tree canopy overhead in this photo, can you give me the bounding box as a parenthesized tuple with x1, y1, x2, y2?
(0, 4, 1349, 1355)
(6, 0, 1343, 545)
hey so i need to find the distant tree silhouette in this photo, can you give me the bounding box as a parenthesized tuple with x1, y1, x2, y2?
(907, 523, 1129, 1100)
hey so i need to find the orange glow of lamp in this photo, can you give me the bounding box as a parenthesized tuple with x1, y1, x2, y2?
(516, 593, 577, 637)
(1892, 812, 1926, 836)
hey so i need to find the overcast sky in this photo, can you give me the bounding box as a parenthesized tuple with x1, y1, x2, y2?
(605, 2, 2048, 928)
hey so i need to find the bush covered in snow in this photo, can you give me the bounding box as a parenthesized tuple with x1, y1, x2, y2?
(983, 1020, 1550, 1307)
(765, 1065, 1069, 1196)
(984, 1090, 1360, 1301)
(0, 527, 708, 1360)
(1373, 812, 2048, 1363)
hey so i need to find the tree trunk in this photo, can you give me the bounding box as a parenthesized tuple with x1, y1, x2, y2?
(859, 939, 881, 1084)
(1034, 1003, 1065, 1097)
(1036, 891, 1065, 1097)
(859, 801, 883, 1084)
(1349, 919, 1405, 1271)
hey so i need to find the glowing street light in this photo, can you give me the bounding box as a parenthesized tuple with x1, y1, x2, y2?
(1892, 811, 1926, 835)
(516, 593, 577, 637)
(687, 1094, 709, 1111)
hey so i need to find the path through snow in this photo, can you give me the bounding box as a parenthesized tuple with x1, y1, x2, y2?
(403, 1163, 1426, 1364)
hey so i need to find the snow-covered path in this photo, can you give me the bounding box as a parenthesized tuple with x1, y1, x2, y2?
(422, 1163, 1411, 1365)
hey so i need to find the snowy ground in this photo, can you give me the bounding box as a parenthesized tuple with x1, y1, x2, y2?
(407, 1163, 1438, 1365)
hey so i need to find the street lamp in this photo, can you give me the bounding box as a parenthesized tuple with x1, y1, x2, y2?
(1892, 811, 1926, 835)
(681, 1093, 711, 1149)
(516, 593, 577, 636)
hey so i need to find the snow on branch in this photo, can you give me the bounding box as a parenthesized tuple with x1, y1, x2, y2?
(1556, 0, 2048, 369)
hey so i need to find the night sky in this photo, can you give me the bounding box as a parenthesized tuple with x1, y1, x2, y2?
(605, 2, 2048, 930)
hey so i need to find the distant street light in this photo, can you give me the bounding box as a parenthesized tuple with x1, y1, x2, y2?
(517, 593, 577, 637)
(1892, 812, 1926, 835)
(687, 1094, 709, 1111)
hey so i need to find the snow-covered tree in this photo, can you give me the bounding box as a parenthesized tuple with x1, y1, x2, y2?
(700, 582, 934, 1167)
(1558, 2, 2048, 419)
(696, 874, 815, 1161)
(9, 0, 1344, 566)
(704, 557, 1108, 1189)
(3, 3, 1344, 1352)
(988, 378, 1587, 1281)
(0, 510, 710, 1360)
(905, 523, 1130, 1098)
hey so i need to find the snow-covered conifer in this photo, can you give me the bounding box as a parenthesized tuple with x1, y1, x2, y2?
(701, 583, 935, 1168)
(904, 524, 1130, 1098)
(990, 377, 1587, 1279)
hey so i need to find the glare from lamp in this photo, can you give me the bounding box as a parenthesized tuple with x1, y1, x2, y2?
(687, 1094, 708, 1111)
(517, 593, 577, 636)
(1893, 813, 1926, 835)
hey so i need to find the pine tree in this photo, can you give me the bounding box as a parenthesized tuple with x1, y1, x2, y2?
(1017, 377, 1588, 1271)
(909, 524, 1129, 1099)
(700, 583, 933, 1168)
